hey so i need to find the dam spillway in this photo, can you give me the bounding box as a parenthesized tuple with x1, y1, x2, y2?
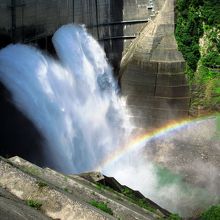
(0, 0, 189, 129)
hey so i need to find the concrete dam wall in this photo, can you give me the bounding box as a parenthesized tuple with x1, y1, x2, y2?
(0, 0, 189, 129)
(120, 0, 190, 128)
(0, 0, 163, 71)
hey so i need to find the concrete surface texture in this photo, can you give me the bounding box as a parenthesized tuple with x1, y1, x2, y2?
(0, 187, 50, 220)
(0, 156, 169, 219)
(120, 0, 190, 129)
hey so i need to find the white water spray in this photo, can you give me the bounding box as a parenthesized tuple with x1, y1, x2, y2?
(0, 24, 131, 173)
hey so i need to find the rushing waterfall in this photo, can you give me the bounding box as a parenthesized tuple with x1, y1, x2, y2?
(0, 24, 131, 173)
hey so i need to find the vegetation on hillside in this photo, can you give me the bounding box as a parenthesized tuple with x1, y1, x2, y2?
(94, 173, 220, 219)
(95, 182, 158, 213)
(95, 181, 181, 219)
(166, 214, 182, 220)
(201, 204, 220, 220)
(175, 0, 220, 113)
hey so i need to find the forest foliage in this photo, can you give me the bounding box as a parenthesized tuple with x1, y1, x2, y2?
(175, 0, 220, 112)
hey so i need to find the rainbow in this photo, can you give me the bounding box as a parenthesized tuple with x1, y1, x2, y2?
(97, 114, 217, 170)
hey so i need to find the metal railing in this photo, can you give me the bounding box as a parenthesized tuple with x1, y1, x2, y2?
(99, 35, 137, 41)
(88, 19, 149, 28)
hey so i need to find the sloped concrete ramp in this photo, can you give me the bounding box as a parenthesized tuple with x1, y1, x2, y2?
(0, 156, 169, 220)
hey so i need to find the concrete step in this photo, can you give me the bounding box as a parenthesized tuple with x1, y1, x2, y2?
(8, 156, 162, 220)
(0, 187, 50, 220)
(128, 115, 188, 128)
(126, 96, 190, 110)
(0, 157, 114, 220)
